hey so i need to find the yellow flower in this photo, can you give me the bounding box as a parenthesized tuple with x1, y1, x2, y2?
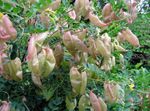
(0, 13, 3, 19)
(129, 83, 135, 91)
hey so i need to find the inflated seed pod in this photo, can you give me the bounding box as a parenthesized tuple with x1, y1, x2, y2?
(104, 81, 125, 104)
(98, 97, 107, 111)
(73, 29, 87, 40)
(0, 14, 17, 42)
(74, 0, 91, 20)
(80, 71, 87, 95)
(122, 28, 140, 46)
(70, 67, 82, 94)
(88, 12, 108, 28)
(2, 56, 23, 81)
(0, 101, 10, 111)
(54, 43, 64, 67)
(90, 91, 101, 111)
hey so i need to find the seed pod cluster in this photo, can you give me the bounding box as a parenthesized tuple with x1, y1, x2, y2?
(70, 67, 87, 95)
(63, 31, 88, 57)
(0, 53, 22, 81)
(102, 0, 137, 24)
(27, 32, 56, 87)
(117, 28, 140, 46)
(104, 81, 125, 104)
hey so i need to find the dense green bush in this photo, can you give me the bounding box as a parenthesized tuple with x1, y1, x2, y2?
(0, 0, 149, 111)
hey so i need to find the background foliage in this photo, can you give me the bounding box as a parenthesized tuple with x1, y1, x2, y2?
(0, 0, 149, 111)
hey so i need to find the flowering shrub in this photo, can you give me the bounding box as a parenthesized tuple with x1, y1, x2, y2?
(0, 0, 149, 111)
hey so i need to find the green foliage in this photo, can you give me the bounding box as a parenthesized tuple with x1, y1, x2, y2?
(0, 0, 149, 111)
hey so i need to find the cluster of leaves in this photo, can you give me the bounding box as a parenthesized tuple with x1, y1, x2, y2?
(0, 0, 149, 111)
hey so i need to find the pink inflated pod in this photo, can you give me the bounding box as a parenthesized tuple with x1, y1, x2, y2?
(31, 74, 42, 88)
(0, 101, 10, 111)
(88, 37, 98, 58)
(80, 71, 87, 95)
(72, 35, 88, 53)
(125, 0, 138, 23)
(26, 36, 37, 61)
(1, 15, 17, 39)
(33, 32, 49, 46)
(104, 81, 125, 104)
(90, 91, 101, 111)
(48, 0, 61, 11)
(68, 10, 76, 20)
(74, 29, 87, 40)
(27, 36, 40, 76)
(102, 3, 119, 23)
(101, 33, 112, 53)
(74, 0, 91, 20)
(96, 38, 111, 58)
(70, 67, 82, 94)
(2, 56, 23, 81)
(63, 31, 76, 56)
(54, 43, 64, 67)
(117, 32, 126, 43)
(98, 97, 107, 111)
(101, 57, 112, 71)
(40, 12, 50, 28)
(122, 29, 140, 46)
(38, 47, 56, 77)
(88, 12, 108, 28)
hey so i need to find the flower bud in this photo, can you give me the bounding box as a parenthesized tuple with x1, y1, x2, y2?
(104, 82, 125, 104)
(0, 101, 10, 111)
(54, 43, 64, 67)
